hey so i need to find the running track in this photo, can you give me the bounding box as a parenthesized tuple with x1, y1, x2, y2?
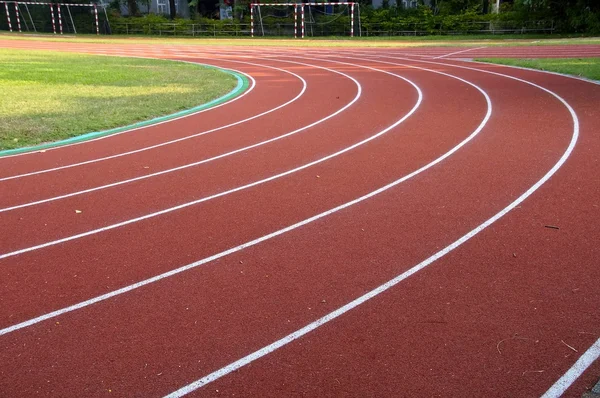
(1, 40, 599, 397)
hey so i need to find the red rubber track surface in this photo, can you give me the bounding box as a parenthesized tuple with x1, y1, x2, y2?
(0, 40, 599, 398)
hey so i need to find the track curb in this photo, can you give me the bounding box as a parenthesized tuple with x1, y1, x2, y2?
(0, 64, 249, 157)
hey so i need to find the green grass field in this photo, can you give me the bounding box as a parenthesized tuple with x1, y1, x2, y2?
(477, 57, 600, 81)
(0, 49, 239, 151)
(1, 32, 599, 47)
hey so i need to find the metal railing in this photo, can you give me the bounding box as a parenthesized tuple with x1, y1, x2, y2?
(362, 20, 555, 36)
(111, 22, 251, 36)
(108, 19, 554, 37)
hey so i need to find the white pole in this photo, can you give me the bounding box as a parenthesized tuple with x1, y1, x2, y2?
(294, 4, 297, 39)
(93, 4, 99, 35)
(4, 2, 12, 32)
(350, 3, 354, 37)
(57, 3, 63, 34)
(301, 4, 304, 38)
(250, 4, 254, 37)
(495, 0, 500, 13)
(14, 3, 22, 32)
(49, 3, 56, 34)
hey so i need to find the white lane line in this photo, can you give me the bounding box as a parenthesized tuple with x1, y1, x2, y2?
(0, 57, 305, 180)
(353, 49, 600, 83)
(0, 59, 255, 161)
(0, 58, 495, 339)
(542, 338, 600, 398)
(0, 60, 429, 334)
(0, 58, 358, 213)
(465, 59, 600, 86)
(0, 59, 418, 260)
(163, 61, 578, 398)
(433, 46, 487, 59)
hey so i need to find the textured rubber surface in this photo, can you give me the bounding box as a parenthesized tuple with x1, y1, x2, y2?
(0, 39, 598, 398)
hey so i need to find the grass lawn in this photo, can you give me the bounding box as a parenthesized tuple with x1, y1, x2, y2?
(476, 57, 600, 81)
(1, 32, 599, 48)
(0, 49, 240, 151)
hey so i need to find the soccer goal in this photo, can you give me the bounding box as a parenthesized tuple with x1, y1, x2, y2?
(250, 3, 300, 38)
(250, 2, 360, 38)
(0, 1, 109, 35)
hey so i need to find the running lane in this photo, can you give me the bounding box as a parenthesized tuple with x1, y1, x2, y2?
(0, 55, 429, 319)
(0, 52, 565, 396)
(0, 53, 299, 177)
(166, 57, 600, 398)
(0, 57, 354, 205)
(0, 42, 598, 397)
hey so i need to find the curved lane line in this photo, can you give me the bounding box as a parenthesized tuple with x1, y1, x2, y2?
(0, 61, 251, 159)
(0, 58, 308, 180)
(466, 59, 600, 85)
(344, 52, 600, 397)
(162, 59, 578, 398)
(0, 57, 357, 212)
(0, 55, 372, 258)
(350, 50, 600, 85)
(0, 59, 493, 337)
(0, 57, 432, 336)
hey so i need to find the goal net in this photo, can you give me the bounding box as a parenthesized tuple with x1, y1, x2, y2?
(250, 3, 298, 38)
(0, 1, 109, 35)
(250, 2, 360, 38)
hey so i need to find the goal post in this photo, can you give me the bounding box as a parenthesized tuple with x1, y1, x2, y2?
(250, 3, 299, 38)
(250, 2, 359, 38)
(0, 1, 107, 35)
(303, 2, 357, 37)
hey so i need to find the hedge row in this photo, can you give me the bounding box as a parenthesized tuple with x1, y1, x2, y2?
(106, 3, 599, 36)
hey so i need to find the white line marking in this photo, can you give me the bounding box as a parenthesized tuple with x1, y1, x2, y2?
(465, 59, 600, 86)
(541, 338, 600, 398)
(0, 58, 358, 212)
(0, 58, 307, 180)
(432, 46, 487, 59)
(163, 60, 579, 398)
(0, 59, 255, 161)
(0, 59, 421, 261)
(0, 59, 495, 341)
(0, 59, 436, 336)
